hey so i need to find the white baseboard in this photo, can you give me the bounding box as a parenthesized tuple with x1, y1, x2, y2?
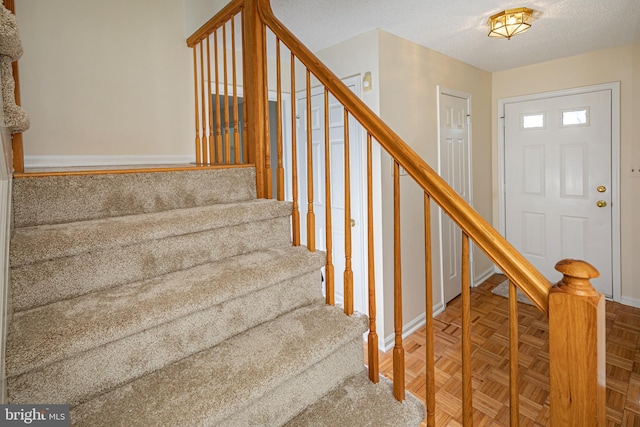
(24, 155, 194, 168)
(620, 296, 640, 309)
(474, 266, 498, 287)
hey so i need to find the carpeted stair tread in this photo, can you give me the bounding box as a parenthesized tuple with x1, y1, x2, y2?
(70, 303, 369, 426)
(11, 199, 292, 266)
(8, 270, 323, 406)
(11, 214, 292, 312)
(13, 167, 257, 227)
(285, 372, 426, 426)
(6, 246, 325, 377)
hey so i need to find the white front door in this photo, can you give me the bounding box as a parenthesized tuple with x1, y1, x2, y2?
(504, 90, 613, 296)
(438, 90, 472, 304)
(296, 77, 367, 313)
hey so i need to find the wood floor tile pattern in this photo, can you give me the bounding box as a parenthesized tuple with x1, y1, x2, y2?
(371, 274, 640, 426)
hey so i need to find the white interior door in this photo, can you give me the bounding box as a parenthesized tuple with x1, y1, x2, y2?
(296, 77, 367, 313)
(504, 90, 613, 296)
(439, 91, 472, 304)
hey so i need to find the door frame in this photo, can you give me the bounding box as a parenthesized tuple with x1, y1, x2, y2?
(436, 86, 474, 306)
(497, 82, 621, 301)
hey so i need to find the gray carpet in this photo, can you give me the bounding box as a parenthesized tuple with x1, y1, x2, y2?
(8, 167, 425, 426)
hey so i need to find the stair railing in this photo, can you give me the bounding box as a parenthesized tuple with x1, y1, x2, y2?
(187, 1, 606, 424)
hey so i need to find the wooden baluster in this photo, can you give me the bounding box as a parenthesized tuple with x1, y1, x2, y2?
(275, 39, 285, 201)
(393, 160, 405, 401)
(263, 37, 272, 199)
(193, 46, 201, 165)
(11, 133, 23, 173)
(206, 36, 214, 164)
(305, 69, 315, 251)
(549, 259, 605, 426)
(324, 88, 334, 305)
(290, 54, 300, 246)
(231, 15, 240, 164)
(241, 10, 248, 164)
(223, 23, 231, 164)
(200, 42, 208, 164)
(424, 192, 435, 426)
(461, 233, 472, 425)
(343, 109, 353, 316)
(244, 0, 267, 196)
(509, 280, 520, 427)
(214, 28, 222, 164)
(367, 133, 379, 383)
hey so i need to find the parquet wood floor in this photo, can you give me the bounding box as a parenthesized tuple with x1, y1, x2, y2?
(371, 274, 640, 426)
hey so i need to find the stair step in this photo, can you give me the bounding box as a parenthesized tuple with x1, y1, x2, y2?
(6, 246, 325, 378)
(11, 201, 293, 311)
(11, 199, 291, 266)
(13, 167, 256, 227)
(8, 269, 323, 406)
(69, 303, 368, 426)
(284, 372, 426, 426)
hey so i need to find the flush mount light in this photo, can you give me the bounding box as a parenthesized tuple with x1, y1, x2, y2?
(487, 7, 533, 40)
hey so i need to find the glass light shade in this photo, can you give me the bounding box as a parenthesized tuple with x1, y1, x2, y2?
(488, 8, 533, 39)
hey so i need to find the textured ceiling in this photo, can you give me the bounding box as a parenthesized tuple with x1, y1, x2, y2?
(271, 0, 640, 72)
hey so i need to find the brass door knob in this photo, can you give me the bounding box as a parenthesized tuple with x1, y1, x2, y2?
(597, 186, 607, 193)
(596, 200, 607, 208)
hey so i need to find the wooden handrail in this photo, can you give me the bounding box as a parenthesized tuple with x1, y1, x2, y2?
(255, 0, 552, 314)
(186, 0, 243, 47)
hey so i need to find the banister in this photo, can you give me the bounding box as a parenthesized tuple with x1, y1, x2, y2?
(186, 0, 243, 47)
(255, 0, 552, 313)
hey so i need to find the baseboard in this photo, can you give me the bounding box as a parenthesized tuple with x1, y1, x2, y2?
(380, 301, 445, 353)
(24, 155, 194, 168)
(474, 266, 497, 287)
(620, 296, 640, 309)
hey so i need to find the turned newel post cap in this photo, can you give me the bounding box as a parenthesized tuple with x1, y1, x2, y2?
(553, 259, 600, 296)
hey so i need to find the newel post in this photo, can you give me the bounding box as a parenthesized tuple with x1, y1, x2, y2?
(243, 0, 269, 198)
(548, 259, 606, 426)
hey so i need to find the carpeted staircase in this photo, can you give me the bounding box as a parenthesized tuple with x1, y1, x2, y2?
(6, 167, 424, 426)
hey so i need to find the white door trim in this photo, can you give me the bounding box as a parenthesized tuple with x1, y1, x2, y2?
(497, 82, 621, 301)
(437, 86, 473, 308)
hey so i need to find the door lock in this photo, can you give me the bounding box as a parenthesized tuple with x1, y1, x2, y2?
(596, 200, 607, 208)
(597, 186, 607, 193)
(351, 219, 356, 227)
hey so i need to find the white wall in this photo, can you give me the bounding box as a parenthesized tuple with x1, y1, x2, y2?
(493, 43, 640, 305)
(18, 0, 193, 162)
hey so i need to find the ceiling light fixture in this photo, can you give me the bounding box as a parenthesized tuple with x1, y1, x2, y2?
(487, 7, 533, 40)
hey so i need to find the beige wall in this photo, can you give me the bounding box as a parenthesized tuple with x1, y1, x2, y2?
(492, 43, 640, 303)
(18, 0, 193, 158)
(378, 31, 493, 340)
(317, 30, 494, 343)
